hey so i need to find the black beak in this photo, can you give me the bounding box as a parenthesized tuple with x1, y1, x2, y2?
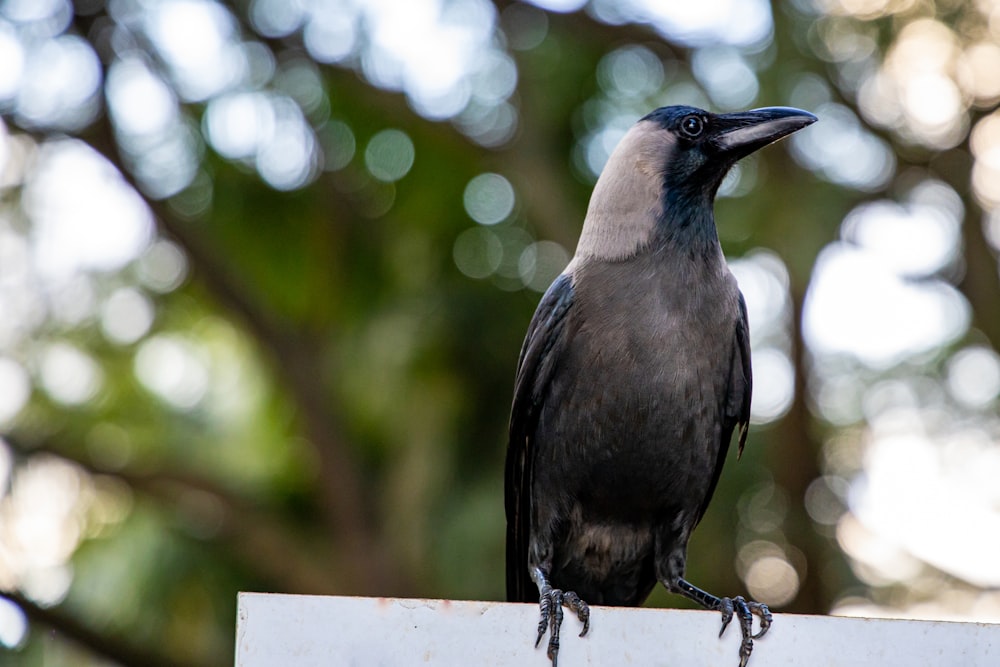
(709, 107, 817, 160)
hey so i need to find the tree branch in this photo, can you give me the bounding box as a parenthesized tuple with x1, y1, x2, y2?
(3, 434, 346, 594)
(1, 589, 206, 667)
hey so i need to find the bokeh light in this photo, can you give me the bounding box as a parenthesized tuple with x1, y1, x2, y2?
(804, 243, 969, 367)
(597, 45, 665, 100)
(205, 89, 320, 190)
(463, 173, 515, 225)
(971, 110, 1000, 208)
(0, 594, 26, 648)
(737, 539, 801, 607)
(589, 0, 772, 47)
(136, 240, 188, 294)
(750, 348, 795, 423)
(745, 554, 799, 607)
(804, 475, 848, 526)
(25, 141, 154, 279)
(692, 47, 759, 110)
(0, 22, 25, 101)
(144, 0, 243, 102)
(835, 513, 923, 587)
(365, 129, 415, 183)
(100, 287, 155, 346)
(106, 58, 178, 139)
(255, 95, 319, 190)
(839, 181, 962, 277)
(946, 347, 1000, 409)
(302, 7, 356, 64)
(453, 227, 503, 279)
(0, 453, 90, 603)
(730, 251, 791, 346)
(738, 482, 789, 534)
(14, 35, 100, 131)
(500, 4, 548, 51)
(491, 225, 535, 291)
(39, 343, 102, 406)
(518, 240, 570, 292)
(852, 427, 1000, 588)
(318, 120, 356, 171)
(204, 92, 274, 160)
(958, 42, 1000, 105)
(805, 179, 968, 368)
(134, 335, 210, 411)
(527, 0, 586, 12)
(248, 0, 304, 38)
(789, 102, 895, 190)
(454, 99, 518, 147)
(730, 251, 794, 424)
(580, 121, 630, 182)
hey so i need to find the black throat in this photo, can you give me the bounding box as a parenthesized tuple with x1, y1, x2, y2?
(654, 180, 723, 260)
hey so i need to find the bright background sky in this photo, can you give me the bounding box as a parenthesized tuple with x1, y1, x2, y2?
(2, 0, 1000, 651)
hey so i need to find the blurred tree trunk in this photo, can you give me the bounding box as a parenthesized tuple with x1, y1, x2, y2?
(773, 288, 829, 613)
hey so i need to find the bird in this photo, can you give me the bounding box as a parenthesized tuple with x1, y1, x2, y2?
(505, 105, 816, 667)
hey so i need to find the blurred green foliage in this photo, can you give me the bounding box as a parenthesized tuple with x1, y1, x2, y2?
(2, 1, 1000, 666)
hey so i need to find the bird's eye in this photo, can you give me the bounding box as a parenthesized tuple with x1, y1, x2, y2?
(680, 115, 704, 138)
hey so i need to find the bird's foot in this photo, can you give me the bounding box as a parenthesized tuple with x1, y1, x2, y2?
(534, 586, 590, 667)
(717, 596, 772, 667)
(673, 578, 771, 667)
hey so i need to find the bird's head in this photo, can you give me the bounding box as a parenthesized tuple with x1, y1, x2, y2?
(575, 105, 817, 262)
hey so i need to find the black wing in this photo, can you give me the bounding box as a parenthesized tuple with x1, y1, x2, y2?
(505, 273, 575, 602)
(695, 291, 752, 526)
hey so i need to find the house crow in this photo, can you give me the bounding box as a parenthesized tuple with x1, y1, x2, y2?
(505, 105, 817, 667)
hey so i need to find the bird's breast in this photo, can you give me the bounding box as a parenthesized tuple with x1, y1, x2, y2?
(537, 254, 740, 509)
(574, 253, 739, 391)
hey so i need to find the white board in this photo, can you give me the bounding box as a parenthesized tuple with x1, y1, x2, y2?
(235, 593, 1000, 666)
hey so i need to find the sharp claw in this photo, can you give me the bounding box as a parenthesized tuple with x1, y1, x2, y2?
(535, 589, 552, 648)
(751, 602, 772, 639)
(530, 585, 590, 667)
(562, 591, 590, 637)
(716, 595, 772, 666)
(547, 593, 564, 661)
(718, 597, 735, 637)
(735, 596, 753, 634)
(735, 597, 755, 666)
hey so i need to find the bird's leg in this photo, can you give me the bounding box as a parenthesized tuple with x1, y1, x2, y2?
(530, 566, 590, 667)
(671, 578, 771, 667)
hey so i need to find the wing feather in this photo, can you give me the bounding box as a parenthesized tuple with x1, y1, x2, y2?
(505, 273, 575, 602)
(695, 291, 752, 526)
